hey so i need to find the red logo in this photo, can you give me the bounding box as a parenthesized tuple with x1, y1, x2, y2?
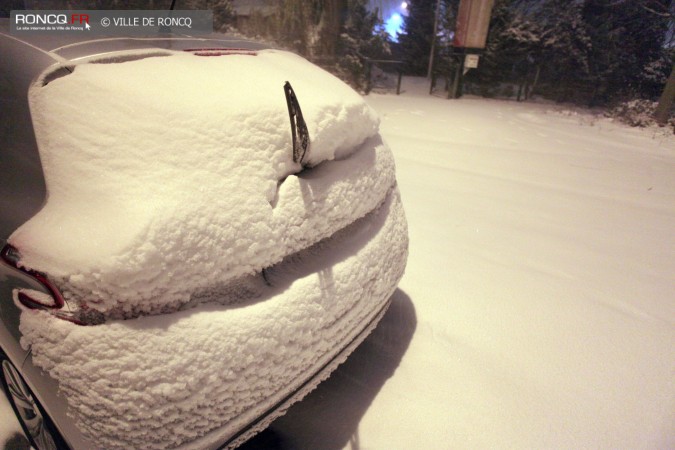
(71, 14, 89, 25)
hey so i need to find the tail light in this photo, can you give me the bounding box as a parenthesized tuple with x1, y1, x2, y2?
(1, 244, 87, 325)
(1, 244, 65, 311)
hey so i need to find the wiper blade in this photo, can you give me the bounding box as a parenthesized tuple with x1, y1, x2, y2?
(284, 81, 310, 165)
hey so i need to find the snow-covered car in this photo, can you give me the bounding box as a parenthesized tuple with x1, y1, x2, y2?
(0, 24, 408, 450)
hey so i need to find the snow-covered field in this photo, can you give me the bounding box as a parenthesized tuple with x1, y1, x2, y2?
(3, 77, 674, 449)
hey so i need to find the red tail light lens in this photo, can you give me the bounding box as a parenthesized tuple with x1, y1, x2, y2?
(1, 244, 65, 310)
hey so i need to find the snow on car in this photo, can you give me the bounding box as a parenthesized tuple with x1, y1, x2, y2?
(0, 34, 408, 450)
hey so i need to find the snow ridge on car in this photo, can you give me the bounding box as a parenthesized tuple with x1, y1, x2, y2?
(9, 49, 389, 320)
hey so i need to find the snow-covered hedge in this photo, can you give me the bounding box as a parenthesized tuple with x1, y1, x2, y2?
(606, 99, 674, 129)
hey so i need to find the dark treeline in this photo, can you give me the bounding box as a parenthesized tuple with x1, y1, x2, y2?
(260, 0, 390, 91)
(401, 0, 673, 106)
(9, 0, 672, 107)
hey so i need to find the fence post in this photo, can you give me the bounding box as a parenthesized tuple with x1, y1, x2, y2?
(365, 60, 373, 94)
(450, 56, 463, 99)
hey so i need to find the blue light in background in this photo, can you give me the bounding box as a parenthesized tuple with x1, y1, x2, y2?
(385, 12, 404, 41)
(380, 1, 407, 42)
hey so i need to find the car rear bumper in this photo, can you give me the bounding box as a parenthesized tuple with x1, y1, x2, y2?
(18, 187, 408, 449)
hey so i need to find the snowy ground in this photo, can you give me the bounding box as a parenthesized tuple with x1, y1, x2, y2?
(3, 77, 674, 449)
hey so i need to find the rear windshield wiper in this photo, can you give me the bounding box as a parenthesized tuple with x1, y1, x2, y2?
(284, 81, 310, 165)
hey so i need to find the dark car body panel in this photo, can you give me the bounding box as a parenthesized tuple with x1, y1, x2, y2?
(0, 30, 51, 243)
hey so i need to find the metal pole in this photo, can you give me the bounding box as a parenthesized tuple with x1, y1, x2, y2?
(450, 54, 464, 99)
(365, 60, 373, 94)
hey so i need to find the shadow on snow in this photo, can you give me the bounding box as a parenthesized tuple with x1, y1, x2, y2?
(239, 288, 417, 450)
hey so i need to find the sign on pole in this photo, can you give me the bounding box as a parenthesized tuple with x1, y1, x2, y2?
(464, 54, 480, 69)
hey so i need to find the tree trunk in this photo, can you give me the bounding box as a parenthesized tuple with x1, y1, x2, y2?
(655, 63, 675, 126)
(527, 65, 540, 99)
(318, 0, 344, 59)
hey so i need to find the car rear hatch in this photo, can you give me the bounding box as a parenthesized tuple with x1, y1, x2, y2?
(8, 48, 397, 321)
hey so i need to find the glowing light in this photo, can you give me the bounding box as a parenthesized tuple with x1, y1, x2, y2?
(385, 12, 404, 41)
(401, 1, 408, 9)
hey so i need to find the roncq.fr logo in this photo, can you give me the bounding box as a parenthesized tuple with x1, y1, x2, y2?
(15, 14, 90, 26)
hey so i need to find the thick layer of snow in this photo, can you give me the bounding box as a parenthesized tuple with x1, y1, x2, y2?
(5, 49, 410, 449)
(18, 189, 407, 450)
(10, 50, 386, 319)
(243, 81, 674, 449)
